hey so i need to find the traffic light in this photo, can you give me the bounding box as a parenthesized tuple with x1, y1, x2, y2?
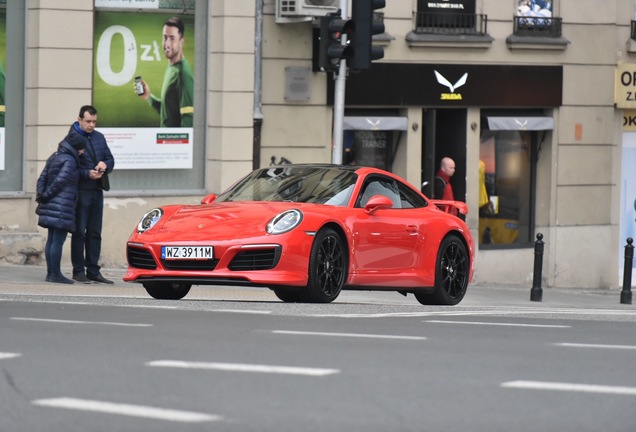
(319, 13, 355, 73)
(350, 0, 385, 70)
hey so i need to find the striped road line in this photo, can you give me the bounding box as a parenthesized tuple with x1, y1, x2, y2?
(11, 317, 152, 327)
(554, 342, 636, 350)
(32, 397, 221, 423)
(0, 352, 21, 360)
(146, 360, 340, 376)
(424, 320, 570, 328)
(272, 330, 426, 340)
(501, 381, 636, 396)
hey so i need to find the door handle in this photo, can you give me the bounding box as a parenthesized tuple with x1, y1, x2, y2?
(406, 225, 418, 233)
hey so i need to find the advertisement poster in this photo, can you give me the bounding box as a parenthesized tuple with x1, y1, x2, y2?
(0, 7, 6, 170)
(93, 11, 195, 169)
(620, 132, 636, 286)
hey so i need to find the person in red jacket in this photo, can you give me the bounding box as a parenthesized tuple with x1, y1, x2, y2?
(433, 157, 456, 200)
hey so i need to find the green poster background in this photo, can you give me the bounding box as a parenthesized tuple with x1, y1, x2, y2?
(93, 12, 195, 127)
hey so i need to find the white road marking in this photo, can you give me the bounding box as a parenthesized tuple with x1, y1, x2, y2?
(0, 352, 21, 360)
(501, 381, 636, 396)
(0, 298, 178, 309)
(311, 307, 636, 319)
(10, 317, 152, 327)
(147, 360, 340, 376)
(272, 330, 426, 340)
(424, 320, 570, 328)
(554, 342, 636, 350)
(211, 309, 272, 315)
(32, 397, 221, 423)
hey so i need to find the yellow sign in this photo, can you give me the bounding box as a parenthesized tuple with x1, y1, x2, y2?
(615, 64, 636, 108)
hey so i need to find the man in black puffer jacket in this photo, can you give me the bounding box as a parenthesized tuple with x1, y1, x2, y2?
(36, 135, 86, 284)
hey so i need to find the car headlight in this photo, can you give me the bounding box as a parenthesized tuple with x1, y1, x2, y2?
(137, 208, 163, 233)
(267, 209, 303, 235)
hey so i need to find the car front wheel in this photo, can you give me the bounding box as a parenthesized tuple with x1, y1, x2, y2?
(143, 282, 192, 300)
(305, 227, 347, 303)
(415, 235, 469, 306)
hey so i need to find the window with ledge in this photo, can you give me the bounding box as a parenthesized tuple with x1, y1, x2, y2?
(414, 0, 487, 35)
(513, 0, 561, 37)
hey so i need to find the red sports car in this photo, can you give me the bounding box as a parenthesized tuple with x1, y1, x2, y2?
(124, 164, 474, 305)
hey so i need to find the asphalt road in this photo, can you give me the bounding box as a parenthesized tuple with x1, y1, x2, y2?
(1, 265, 635, 431)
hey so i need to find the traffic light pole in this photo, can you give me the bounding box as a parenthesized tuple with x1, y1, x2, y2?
(331, 0, 348, 165)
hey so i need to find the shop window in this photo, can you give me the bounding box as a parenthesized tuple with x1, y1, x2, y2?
(513, 0, 562, 37)
(342, 114, 408, 171)
(0, 0, 25, 192)
(414, 0, 487, 36)
(478, 117, 548, 248)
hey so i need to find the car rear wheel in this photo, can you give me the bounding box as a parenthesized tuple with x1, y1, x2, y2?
(143, 282, 192, 300)
(306, 227, 347, 303)
(415, 235, 469, 306)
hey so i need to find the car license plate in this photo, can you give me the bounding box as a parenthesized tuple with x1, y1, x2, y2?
(162, 246, 213, 260)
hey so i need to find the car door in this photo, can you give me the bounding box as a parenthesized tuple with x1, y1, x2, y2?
(350, 177, 421, 275)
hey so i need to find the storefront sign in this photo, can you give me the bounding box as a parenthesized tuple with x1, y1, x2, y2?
(615, 64, 636, 109)
(419, 0, 475, 13)
(331, 63, 562, 108)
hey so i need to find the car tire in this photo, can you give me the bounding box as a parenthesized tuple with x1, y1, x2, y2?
(305, 227, 347, 303)
(272, 288, 307, 303)
(415, 235, 469, 306)
(143, 282, 192, 300)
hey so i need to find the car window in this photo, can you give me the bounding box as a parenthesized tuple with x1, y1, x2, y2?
(356, 178, 401, 208)
(397, 182, 427, 208)
(216, 166, 357, 206)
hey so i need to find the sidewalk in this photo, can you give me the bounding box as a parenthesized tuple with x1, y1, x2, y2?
(0, 263, 632, 308)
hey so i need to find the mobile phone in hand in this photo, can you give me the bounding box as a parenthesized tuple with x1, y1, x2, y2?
(135, 76, 144, 95)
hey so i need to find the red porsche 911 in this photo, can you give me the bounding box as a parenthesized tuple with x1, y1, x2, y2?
(124, 164, 474, 305)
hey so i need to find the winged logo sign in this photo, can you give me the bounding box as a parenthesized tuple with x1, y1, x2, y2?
(434, 70, 468, 100)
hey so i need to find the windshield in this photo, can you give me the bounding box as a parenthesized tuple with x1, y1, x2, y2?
(216, 166, 358, 206)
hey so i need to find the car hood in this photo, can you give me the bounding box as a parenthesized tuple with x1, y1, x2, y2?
(146, 201, 313, 241)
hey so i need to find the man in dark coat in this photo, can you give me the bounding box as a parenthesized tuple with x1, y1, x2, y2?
(68, 105, 115, 284)
(36, 135, 86, 284)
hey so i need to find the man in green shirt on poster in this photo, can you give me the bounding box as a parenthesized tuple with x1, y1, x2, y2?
(137, 16, 194, 127)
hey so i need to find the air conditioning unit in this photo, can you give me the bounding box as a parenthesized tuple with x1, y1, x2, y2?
(276, 0, 340, 23)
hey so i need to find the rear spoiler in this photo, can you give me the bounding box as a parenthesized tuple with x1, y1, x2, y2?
(431, 200, 468, 217)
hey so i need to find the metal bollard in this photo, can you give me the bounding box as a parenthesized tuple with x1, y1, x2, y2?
(620, 238, 633, 305)
(530, 233, 544, 302)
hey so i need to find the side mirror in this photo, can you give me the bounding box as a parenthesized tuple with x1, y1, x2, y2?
(200, 193, 217, 205)
(364, 195, 393, 214)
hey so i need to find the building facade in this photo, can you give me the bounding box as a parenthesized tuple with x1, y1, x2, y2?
(0, 0, 634, 290)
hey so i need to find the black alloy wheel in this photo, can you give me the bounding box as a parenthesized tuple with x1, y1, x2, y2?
(415, 235, 469, 306)
(305, 227, 347, 303)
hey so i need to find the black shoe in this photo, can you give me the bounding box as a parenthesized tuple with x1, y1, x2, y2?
(48, 273, 74, 284)
(73, 274, 91, 284)
(87, 273, 114, 284)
